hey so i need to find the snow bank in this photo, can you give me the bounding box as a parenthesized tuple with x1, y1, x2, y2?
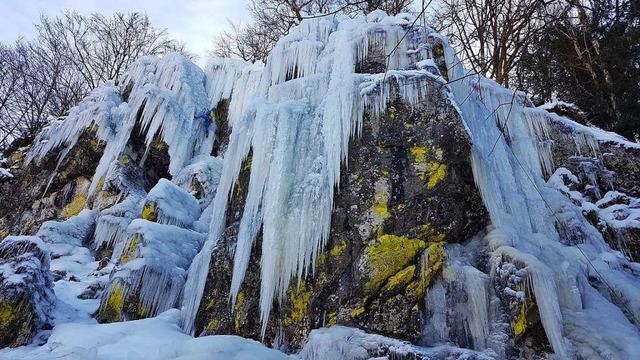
(0, 309, 294, 360)
(300, 326, 496, 360)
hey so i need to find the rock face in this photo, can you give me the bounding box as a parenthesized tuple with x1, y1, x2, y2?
(0, 128, 103, 238)
(193, 81, 489, 349)
(2, 13, 640, 360)
(543, 107, 640, 262)
(0, 236, 55, 347)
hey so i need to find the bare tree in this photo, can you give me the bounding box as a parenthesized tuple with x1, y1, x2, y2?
(1, 11, 186, 149)
(209, 21, 274, 63)
(210, 0, 415, 63)
(429, 0, 568, 87)
(36, 11, 186, 89)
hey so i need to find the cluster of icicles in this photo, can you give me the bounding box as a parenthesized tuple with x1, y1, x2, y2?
(26, 10, 640, 358)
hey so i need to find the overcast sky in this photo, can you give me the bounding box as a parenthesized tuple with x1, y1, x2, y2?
(0, 0, 251, 65)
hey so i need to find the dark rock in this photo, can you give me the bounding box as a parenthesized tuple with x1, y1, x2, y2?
(0, 236, 55, 348)
(194, 80, 488, 350)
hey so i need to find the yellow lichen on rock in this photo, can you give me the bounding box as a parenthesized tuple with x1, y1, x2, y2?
(427, 160, 446, 189)
(330, 240, 347, 258)
(417, 224, 445, 242)
(141, 202, 157, 222)
(350, 306, 365, 318)
(423, 242, 446, 282)
(203, 319, 220, 333)
(118, 154, 131, 165)
(327, 311, 336, 327)
(372, 179, 390, 218)
(234, 292, 245, 331)
(60, 194, 86, 219)
(119, 235, 141, 264)
(242, 154, 253, 171)
(284, 281, 313, 326)
(382, 265, 416, 294)
(0, 302, 15, 326)
(60, 178, 91, 219)
(512, 302, 527, 339)
(406, 242, 447, 301)
(410, 146, 446, 189)
(365, 234, 426, 293)
(100, 281, 125, 322)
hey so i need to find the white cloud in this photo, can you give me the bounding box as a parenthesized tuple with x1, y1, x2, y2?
(0, 0, 251, 64)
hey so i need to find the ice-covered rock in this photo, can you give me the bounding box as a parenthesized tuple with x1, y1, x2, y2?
(97, 219, 205, 322)
(141, 178, 201, 229)
(0, 236, 55, 347)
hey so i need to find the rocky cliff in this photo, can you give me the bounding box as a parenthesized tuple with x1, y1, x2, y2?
(1, 11, 640, 360)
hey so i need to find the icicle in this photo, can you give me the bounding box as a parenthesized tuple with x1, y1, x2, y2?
(183, 13, 442, 336)
(26, 54, 211, 198)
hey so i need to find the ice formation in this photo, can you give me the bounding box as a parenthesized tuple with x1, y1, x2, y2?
(177, 12, 640, 358)
(11, 9, 640, 359)
(102, 219, 206, 318)
(142, 179, 202, 229)
(440, 28, 640, 358)
(26, 53, 213, 197)
(182, 10, 447, 336)
(300, 326, 495, 360)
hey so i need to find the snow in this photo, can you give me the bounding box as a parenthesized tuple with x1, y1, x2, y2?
(0, 310, 294, 360)
(538, 103, 640, 150)
(172, 155, 223, 211)
(0, 167, 13, 179)
(103, 219, 206, 318)
(300, 326, 496, 360)
(144, 178, 202, 229)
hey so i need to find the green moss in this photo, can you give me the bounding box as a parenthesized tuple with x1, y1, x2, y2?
(365, 235, 426, 293)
